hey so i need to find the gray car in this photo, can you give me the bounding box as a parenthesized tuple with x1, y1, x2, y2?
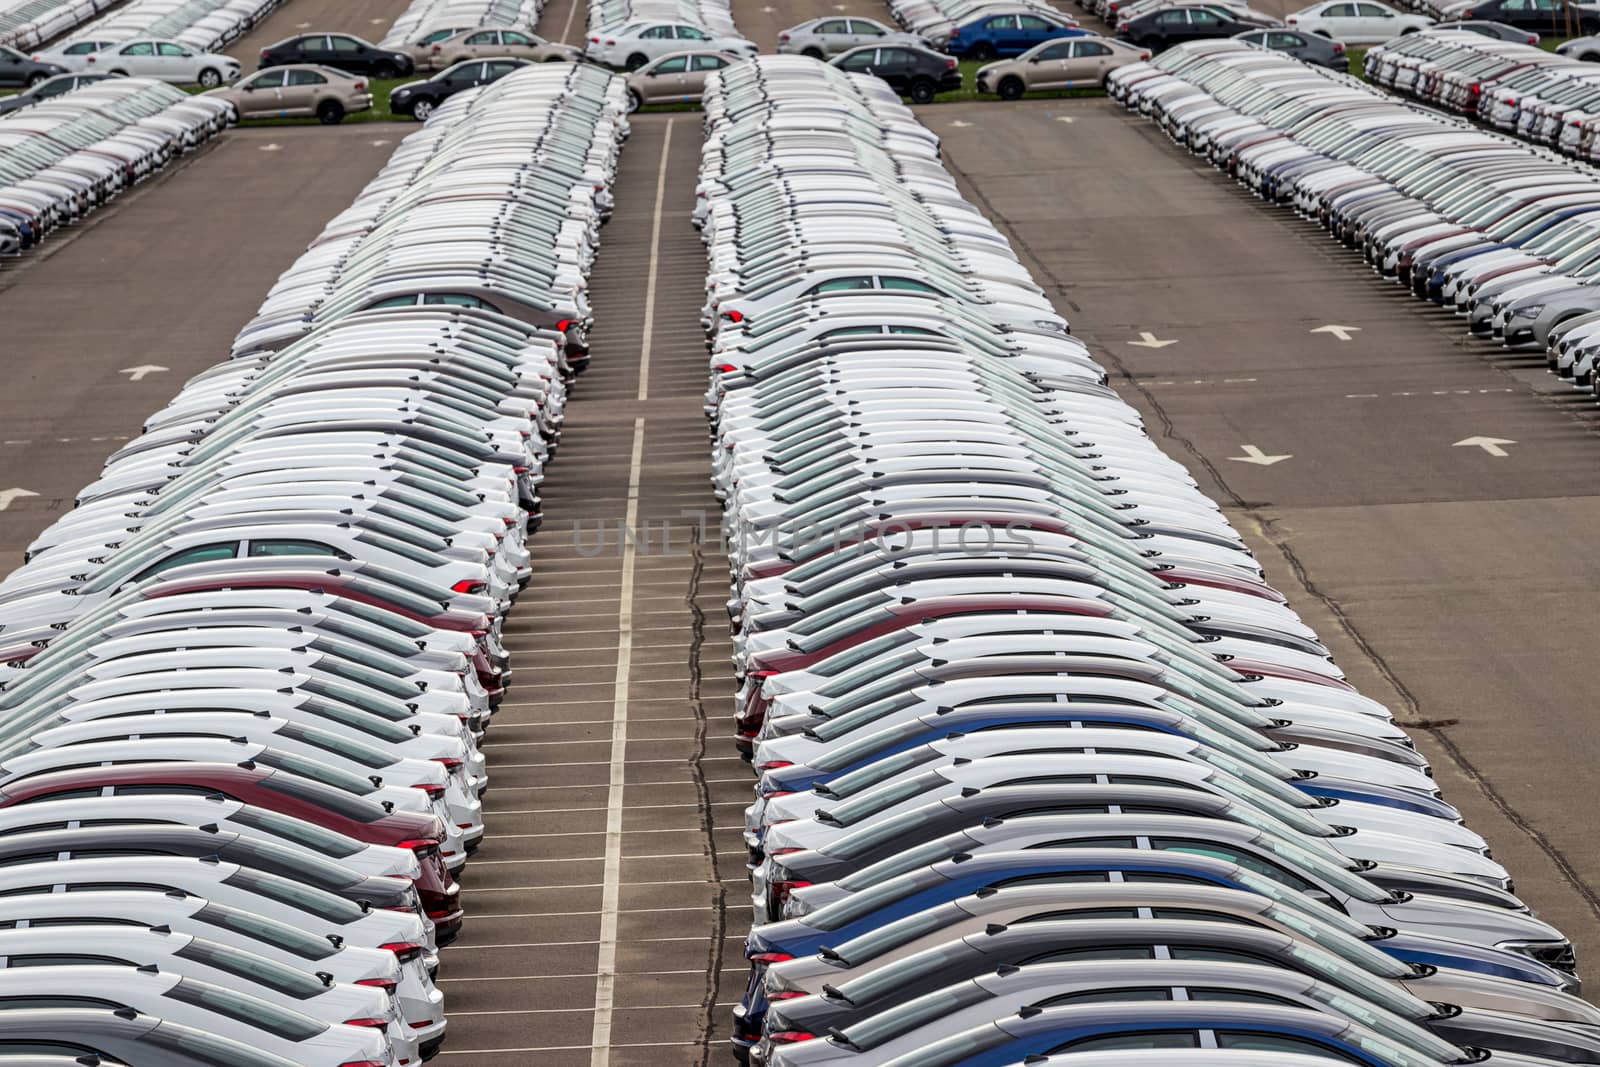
(0, 1007, 303, 1067)
(1233, 26, 1349, 69)
(776, 16, 927, 57)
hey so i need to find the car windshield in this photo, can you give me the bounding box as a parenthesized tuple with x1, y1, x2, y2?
(191, 902, 337, 961)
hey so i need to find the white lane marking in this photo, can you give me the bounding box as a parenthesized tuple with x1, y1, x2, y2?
(1310, 323, 1360, 340)
(1127, 331, 1177, 348)
(119, 364, 167, 381)
(590, 414, 646, 1067)
(1453, 435, 1516, 457)
(259, 143, 282, 152)
(0, 489, 38, 510)
(478, 802, 748, 815)
(637, 118, 675, 403)
(561, 0, 582, 44)
(1227, 444, 1292, 466)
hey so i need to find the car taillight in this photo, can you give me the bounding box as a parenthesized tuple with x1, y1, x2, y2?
(769, 1032, 817, 1044)
(714, 362, 737, 373)
(950, 27, 960, 36)
(721, 309, 743, 323)
(397, 838, 442, 856)
(590, 36, 600, 42)
(355, 978, 399, 994)
(345, 1017, 389, 1028)
(1333, 42, 1344, 53)
(341, 1061, 389, 1067)
(751, 952, 794, 965)
(946, 58, 956, 69)
(408, 1020, 433, 1029)
(451, 579, 487, 594)
(432, 44, 442, 51)
(381, 941, 426, 962)
(757, 759, 793, 771)
(1139, 51, 1151, 59)
(434, 757, 465, 772)
(1528, 35, 1538, 44)
(556, 318, 574, 332)
(412, 782, 447, 799)
(1470, 82, 1481, 96)
(771, 879, 813, 909)
(260, 49, 269, 59)
(770, 991, 808, 1001)
(606, 39, 617, 45)
(779, 32, 790, 40)
(1286, 15, 1296, 22)
(354, 80, 366, 90)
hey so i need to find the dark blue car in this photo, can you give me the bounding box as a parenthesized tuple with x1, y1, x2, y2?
(945, 12, 1088, 59)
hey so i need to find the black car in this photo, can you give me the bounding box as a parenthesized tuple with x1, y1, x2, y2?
(0, 72, 119, 115)
(830, 44, 964, 104)
(1450, 0, 1598, 34)
(1117, 6, 1266, 50)
(258, 33, 414, 78)
(388, 58, 531, 120)
(1233, 27, 1347, 69)
(1433, 17, 1541, 40)
(0, 45, 64, 88)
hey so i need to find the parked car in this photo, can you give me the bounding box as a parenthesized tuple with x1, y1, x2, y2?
(831, 44, 964, 102)
(257, 33, 414, 78)
(1450, 0, 1596, 33)
(1556, 30, 1600, 56)
(625, 50, 740, 109)
(0, 71, 119, 115)
(585, 21, 755, 70)
(29, 37, 117, 73)
(976, 35, 1149, 95)
(89, 38, 240, 86)
(1118, 6, 1273, 50)
(0, 43, 62, 86)
(1285, 0, 1434, 42)
(388, 57, 532, 120)
(946, 10, 1087, 59)
(776, 16, 927, 57)
(1434, 17, 1542, 40)
(1234, 25, 1349, 67)
(207, 65, 372, 124)
(426, 26, 582, 68)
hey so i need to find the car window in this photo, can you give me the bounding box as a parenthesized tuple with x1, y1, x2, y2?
(1037, 41, 1072, 58)
(246, 539, 339, 558)
(287, 69, 328, 86)
(504, 31, 534, 44)
(653, 55, 689, 73)
(850, 19, 885, 34)
(1269, 31, 1306, 46)
(838, 49, 877, 69)
(1325, 2, 1358, 14)
(297, 36, 326, 51)
(420, 29, 458, 45)
(880, 276, 943, 293)
(878, 47, 914, 62)
(1018, 15, 1053, 28)
(809, 276, 874, 293)
(121, 43, 154, 56)
(1187, 9, 1223, 25)
(1031, 945, 1159, 962)
(1056, 1032, 1205, 1052)
(1356, 2, 1391, 13)
(328, 36, 361, 52)
(135, 543, 238, 581)
(65, 42, 99, 55)
(677, 25, 710, 39)
(1039, 988, 1175, 1005)
(987, 15, 1020, 28)
(692, 54, 728, 70)
(1077, 40, 1114, 55)
(1158, 10, 1187, 23)
(157, 43, 186, 56)
(488, 60, 522, 76)
(640, 25, 672, 38)
(817, 19, 850, 32)
(245, 70, 288, 89)
(1217, 1032, 1363, 1062)
(442, 63, 481, 83)
(465, 31, 498, 44)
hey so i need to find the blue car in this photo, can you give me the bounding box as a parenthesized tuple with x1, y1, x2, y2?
(945, 12, 1088, 59)
(877, 1000, 1464, 1067)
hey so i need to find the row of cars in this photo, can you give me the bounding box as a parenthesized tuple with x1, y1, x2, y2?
(0, 0, 116, 52)
(697, 51, 1598, 1067)
(584, 0, 754, 70)
(1116, 40, 1600, 422)
(1368, 30, 1600, 158)
(0, 62, 625, 1064)
(0, 77, 227, 255)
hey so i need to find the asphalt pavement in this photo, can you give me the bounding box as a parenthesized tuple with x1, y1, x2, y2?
(223, 0, 419, 64)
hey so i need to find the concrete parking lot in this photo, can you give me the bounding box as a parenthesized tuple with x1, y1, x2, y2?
(4, 0, 1600, 1061)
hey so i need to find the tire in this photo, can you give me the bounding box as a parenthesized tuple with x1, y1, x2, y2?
(1312, 28, 1333, 36)
(969, 42, 997, 60)
(626, 88, 642, 113)
(801, 47, 824, 59)
(997, 75, 1025, 100)
(25, 73, 46, 87)
(316, 99, 344, 124)
(196, 67, 221, 88)
(908, 77, 937, 104)
(108, 68, 128, 76)
(1583, 52, 1600, 62)
(1400, 25, 1419, 33)
(412, 98, 435, 121)
(373, 61, 397, 78)
(625, 52, 648, 71)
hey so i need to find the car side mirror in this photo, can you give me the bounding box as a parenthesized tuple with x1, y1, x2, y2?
(241, 83, 255, 91)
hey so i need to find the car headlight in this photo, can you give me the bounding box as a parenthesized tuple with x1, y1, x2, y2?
(1513, 304, 1546, 318)
(1034, 319, 1067, 333)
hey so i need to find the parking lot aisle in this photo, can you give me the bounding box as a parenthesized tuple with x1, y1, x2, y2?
(439, 113, 740, 1065)
(0, 126, 394, 580)
(536, 0, 584, 46)
(224, 0, 417, 64)
(934, 96, 1600, 983)
(729, 0, 901, 50)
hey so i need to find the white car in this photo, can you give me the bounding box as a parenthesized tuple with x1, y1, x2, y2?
(586, 21, 755, 70)
(32, 38, 118, 72)
(82, 37, 240, 86)
(1285, 0, 1432, 42)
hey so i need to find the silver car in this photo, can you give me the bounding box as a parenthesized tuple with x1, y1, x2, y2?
(775, 17, 928, 58)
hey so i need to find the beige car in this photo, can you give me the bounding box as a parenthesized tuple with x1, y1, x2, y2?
(974, 35, 1148, 98)
(427, 27, 582, 69)
(624, 49, 740, 111)
(207, 64, 372, 123)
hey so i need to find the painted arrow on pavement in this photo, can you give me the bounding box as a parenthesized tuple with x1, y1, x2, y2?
(1311, 324, 1361, 340)
(0, 489, 37, 511)
(1127, 332, 1178, 349)
(1453, 436, 1516, 457)
(1227, 445, 1292, 466)
(119, 365, 167, 382)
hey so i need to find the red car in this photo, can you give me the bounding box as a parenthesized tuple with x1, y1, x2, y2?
(0, 761, 464, 942)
